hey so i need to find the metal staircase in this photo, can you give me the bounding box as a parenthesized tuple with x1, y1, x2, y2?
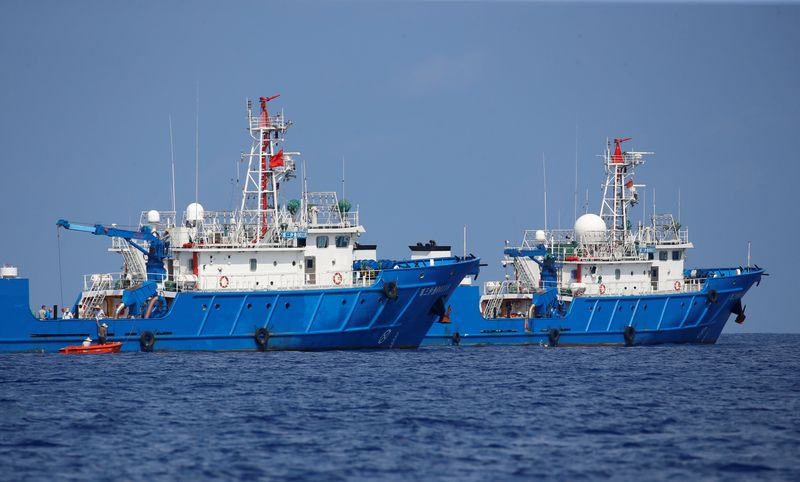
(80, 275, 112, 319)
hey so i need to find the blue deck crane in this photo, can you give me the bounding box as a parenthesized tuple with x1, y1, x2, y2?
(56, 219, 170, 282)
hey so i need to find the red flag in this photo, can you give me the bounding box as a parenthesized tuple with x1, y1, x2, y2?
(625, 179, 634, 188)
(269, 149, 284, 169)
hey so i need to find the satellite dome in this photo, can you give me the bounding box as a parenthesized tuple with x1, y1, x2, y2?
(574, 213, 606, 244)
(535, 230, 546, 242)
(186, 203, 205, 223)
(146, 210, 161, 224)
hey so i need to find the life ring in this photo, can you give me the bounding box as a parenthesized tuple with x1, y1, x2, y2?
(254, 327, 269, 350)
(382, 281, 398, 300)
(623, 325, 636, 346)
(219, 276, 229, 288)
(674, 280, 682, 291)
(140, 331, 156, 352)
(548, 328, 561, 347)
(332, 272, 343, 285)
(599, 284, 607, 295)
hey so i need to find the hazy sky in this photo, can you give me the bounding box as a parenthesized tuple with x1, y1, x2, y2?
(1, 0, 797, 332)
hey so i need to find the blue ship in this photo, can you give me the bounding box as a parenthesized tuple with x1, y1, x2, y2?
(423, 138, 764, 347)
(0, 96, 479, 353)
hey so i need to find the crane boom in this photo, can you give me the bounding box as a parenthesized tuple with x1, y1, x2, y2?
(56, 219, 170, 281)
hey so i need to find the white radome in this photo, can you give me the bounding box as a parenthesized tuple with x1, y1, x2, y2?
(147, 210, 161, 224)
(574, 213, 607, 244)
(186, 203, 205, 223)
(535, 230, 546, 242)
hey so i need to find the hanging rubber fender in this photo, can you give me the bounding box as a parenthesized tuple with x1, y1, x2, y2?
(140, 331, 156, 352)
(731, 299, 746, 324)
(430, 296, 447, 317)
(254, 328, 270, 350)
(219, 276, 229, 288)
(707, 289, 718, 304)
(332, 272, 343, 285)
(382, 281, 398, 300)
(674, 280, 682, 291)
(624, 325, 636, 346)
(599, 284, 607, 295)
(548, 328, 560, 347)
(452, 331, 461, 346)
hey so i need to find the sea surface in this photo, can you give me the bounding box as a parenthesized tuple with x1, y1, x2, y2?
(0, 334, 798, 481)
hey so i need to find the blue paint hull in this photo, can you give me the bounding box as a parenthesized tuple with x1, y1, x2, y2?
(0, 258, 479, 353)
(424, 268, 763, 347)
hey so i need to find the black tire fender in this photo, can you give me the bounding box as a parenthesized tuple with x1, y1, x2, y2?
(623, 325, 636, 346)
(548, 328, 560, 347)
(382, 281, 398, 300)
(140, 331, 156, 352)
(707, 289, 718, 304)
(254, 327, 270, 350)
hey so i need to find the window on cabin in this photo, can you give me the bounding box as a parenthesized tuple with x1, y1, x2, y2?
(615, 269, 621, 280)
(249, 259, 257, 272)
(672, 250, 682, 261)
(316, 236, 329, 248)
(570, 269, 577, 280)
(335, 235, 350, 248)
(648, 252, 654, 260)
(659, 251, 668, 261)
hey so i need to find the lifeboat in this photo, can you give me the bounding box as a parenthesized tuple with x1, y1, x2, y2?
(59, 342, 122, 354)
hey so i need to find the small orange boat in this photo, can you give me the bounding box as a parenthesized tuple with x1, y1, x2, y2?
(59, 342, 123, 354)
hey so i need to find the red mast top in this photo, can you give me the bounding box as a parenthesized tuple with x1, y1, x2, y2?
(259, 94, 281, 128)
(612, 137, 632, 163)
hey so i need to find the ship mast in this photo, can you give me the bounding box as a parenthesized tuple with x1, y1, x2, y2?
(238, 95, 294, 244)
(599, 138, 649, 256)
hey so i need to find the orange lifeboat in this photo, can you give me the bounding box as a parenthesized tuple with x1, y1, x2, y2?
(59, 342, 122, 354)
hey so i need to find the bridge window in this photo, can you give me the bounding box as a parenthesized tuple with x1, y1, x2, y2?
(615, 269, 621, 280)
(659, 251, 668, 261)
(250, 259, 257, 272)
(316, 236, 329, 248)
(335, 235, 350, 248)
(672, 250, 682, 261)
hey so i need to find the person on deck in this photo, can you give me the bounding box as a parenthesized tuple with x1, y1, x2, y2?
(95, 319, 108, 345)
(38, 305, 47, 320)
(94, 305, 108, 344)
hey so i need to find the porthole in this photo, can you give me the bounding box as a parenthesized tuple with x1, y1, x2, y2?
(419, 273, 425, 280)
(201, 304, 207, 311)
(273, 261, 278, 267)
(360, 299, 365, 304)
(285, 302, 291, 309)
(643, 305, 648, 310)
(266, 303, 272, 309)
(292, 261, 297, 266)
(215, 304, 220, 310)
(247, 303, 252, 310)
(342, 299, 347, 306)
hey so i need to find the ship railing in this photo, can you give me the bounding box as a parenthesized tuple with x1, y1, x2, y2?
(137, 210, 178, 230)
(178, 268, 379, 293)
(82, 273, 168, 291)
(483, 280, 536, 297)
(249, 114, 289, 131)
(565, 276, 708, 297)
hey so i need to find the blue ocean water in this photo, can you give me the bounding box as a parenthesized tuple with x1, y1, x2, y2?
(1, 334, 798, 481)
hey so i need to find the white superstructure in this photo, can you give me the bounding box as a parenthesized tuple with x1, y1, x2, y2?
(103, 96, 367, 294)
(480, 138, 696, 319)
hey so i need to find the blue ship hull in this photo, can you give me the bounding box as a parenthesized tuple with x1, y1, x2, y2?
(424, 267, 763, 347)
(0, 258, 479, 353)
